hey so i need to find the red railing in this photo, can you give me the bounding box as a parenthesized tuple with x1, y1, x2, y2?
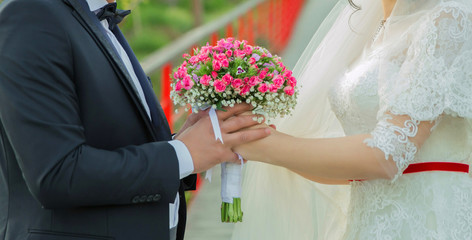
(158, 0, 305, 131)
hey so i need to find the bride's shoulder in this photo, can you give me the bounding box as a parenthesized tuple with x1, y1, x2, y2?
(406, 1, 472, 44)
(426, 0, 472, 21)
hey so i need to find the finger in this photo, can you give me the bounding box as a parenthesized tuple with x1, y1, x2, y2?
(193, 109, 210, 118)
(219, 151, 240, 164)
(220, 114, 262, 133)
(217, 104, 252, 120)
(227, 152, 240, 164)
(224, 127, 271, 147)
(233, 153, 248, 164)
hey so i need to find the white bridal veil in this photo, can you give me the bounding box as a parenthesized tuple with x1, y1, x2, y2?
(231, 0, 382, 239)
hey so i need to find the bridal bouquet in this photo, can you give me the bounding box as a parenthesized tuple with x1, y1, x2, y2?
(171, 37, 298, 222)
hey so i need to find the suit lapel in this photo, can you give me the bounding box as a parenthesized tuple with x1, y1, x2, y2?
(112, 27, 172, 138)
(62, 0, 158, 140)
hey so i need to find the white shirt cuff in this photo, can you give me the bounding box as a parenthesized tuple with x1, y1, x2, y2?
(168, 140, 194, 179)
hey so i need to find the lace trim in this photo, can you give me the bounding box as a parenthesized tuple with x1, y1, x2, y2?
(364, 116, 420, 182)
(379, 3, 472, 121)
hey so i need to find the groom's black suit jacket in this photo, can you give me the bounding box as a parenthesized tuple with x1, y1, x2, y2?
(0, 0, 196, 239)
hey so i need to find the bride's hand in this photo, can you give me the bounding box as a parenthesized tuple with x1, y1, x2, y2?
(232, 123, 276, 161)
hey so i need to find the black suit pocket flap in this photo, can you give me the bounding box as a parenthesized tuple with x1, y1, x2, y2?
(28, 229, 113, 240)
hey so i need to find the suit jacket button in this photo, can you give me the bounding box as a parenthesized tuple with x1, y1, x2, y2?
(146, 195, 154, 202)
(132, 196, 140, 203)
(139, 195, 147, 203)
(153, 194, 161, 202)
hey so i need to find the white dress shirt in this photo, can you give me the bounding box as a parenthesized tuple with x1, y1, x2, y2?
(85, 0, 194, 230)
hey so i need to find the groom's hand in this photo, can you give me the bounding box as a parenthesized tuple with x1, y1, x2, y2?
(176, 104, 271, 173)
(173, 109, 208, 139)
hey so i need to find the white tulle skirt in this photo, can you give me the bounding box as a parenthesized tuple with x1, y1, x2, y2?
(231, 161, 350, 240)
(345, 171, 472, 240)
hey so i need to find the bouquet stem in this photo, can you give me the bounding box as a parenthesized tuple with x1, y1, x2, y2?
(221, 198, 243, 222)
(220, 162, 243, 223)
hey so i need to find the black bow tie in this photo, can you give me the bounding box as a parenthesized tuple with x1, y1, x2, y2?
(96, 3, 131, 30)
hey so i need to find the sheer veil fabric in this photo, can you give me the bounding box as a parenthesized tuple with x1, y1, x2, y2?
(231, 0, 382, 239)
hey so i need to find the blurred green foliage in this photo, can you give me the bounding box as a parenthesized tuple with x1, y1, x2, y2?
(114, 0, 248, 139)
(118, 0, 245, 60)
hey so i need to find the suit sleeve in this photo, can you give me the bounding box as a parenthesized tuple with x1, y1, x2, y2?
(0, 0, 180, 208)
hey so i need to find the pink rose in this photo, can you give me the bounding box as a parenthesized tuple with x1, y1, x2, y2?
(269, 84, 279, 93)
(249, 76, 260, 86)
(243, 77, 250, 84)
(284, 86, 295, 96)
(249, 57, 256, 65)
(173, 72, 180, 79)
(272, 76, 285, 87)
(244, 45, 253, 55)
(175, 81, 183, 91)
(234, 50, 246, 58)
(214, 80, 227, 92)
(201, 56, 211, 63)
(226, 50, 233, 57)
(201, 46, 211, 55)
(222, 74, 233, 85)
(257, 83, 268, 93)
(234, 40, 241, 49)
(189, 56, 199, 65)
(211, 71, 218, 79)
(283, 70, 292, 78)
(231, 78, 243, 89)
(200, 75, 211, 86)
(197, 53, 208, 62)
(217, 39, 225, 47)
(240, 85, 251, 95)
(182, 76, 194, 90)
(288, 76, 297, 87)
(218, 53, 227, 60)
(177, 66, 187, 76)
(212, 59, 222, 71)
(258, 70, 267, 79)
(221, 59, 229, 68)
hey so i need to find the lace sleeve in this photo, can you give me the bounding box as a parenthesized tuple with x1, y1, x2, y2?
(364, 114, 435, 181)
(365, 3, 472, 181)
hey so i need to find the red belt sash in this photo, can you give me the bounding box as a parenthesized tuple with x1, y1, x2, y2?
(403, 162, 469, 174)
(350, 162, 469, 182)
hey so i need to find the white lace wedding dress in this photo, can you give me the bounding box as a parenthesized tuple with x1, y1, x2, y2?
(328, 1, 472, 238)
(232, 1, 472, 239)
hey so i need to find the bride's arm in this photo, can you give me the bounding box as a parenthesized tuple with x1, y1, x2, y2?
(235, 114, 435, 183)
(236, 130, 388, 181)
(291, 169, 351, 185)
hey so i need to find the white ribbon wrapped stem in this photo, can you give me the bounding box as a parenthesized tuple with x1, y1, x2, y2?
(205, 107, 244, 204)
(204, 108, 223, 182)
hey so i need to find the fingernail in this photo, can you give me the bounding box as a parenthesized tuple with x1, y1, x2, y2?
(265, 128, 272, 134)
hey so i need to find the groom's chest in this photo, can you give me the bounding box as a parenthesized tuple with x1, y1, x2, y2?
(62, 16, 157, 149)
